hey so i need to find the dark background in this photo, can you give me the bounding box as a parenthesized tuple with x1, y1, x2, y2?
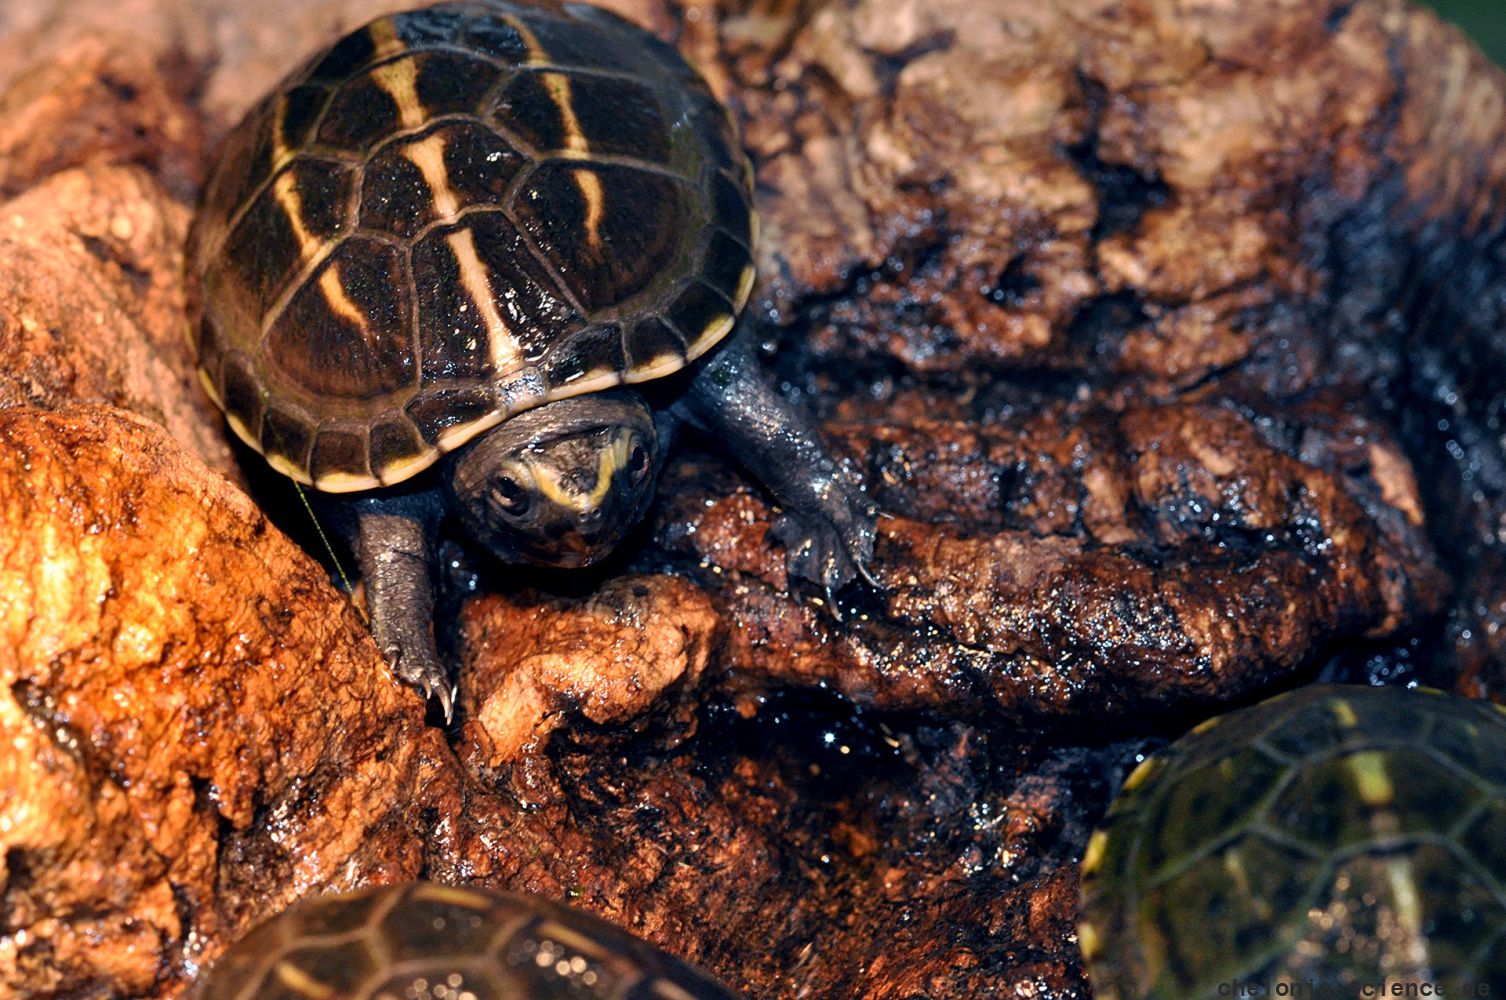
(1424, 0, 1505, 64)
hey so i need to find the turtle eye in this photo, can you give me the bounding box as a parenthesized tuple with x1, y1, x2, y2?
(629, 443, 650, 477)
(492, 475, 531, 517)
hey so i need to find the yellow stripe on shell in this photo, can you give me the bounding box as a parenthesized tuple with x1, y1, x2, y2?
(1080, 828, 1108, 876)
(505, 17, 605, 249)
(1119, 755, 1160, 793)
(409, 882, 492, 909)
(1076, 920, 1101, 962)
(400, 132, 524, 372)
(197, 367, 223, 408)
(272, 961, 337, 1000)
(1345, 750, 1395, 807)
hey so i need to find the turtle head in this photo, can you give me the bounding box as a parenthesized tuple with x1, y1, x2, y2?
(443, 390, 662, 568)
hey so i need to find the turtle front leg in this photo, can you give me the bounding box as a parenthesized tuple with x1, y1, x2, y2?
(350, 493, 454, 720)
(680, 324, 878, 603)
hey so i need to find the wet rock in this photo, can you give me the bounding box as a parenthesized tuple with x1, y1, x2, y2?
(457, 576, 721, 765)
(0, 405, 447, 995)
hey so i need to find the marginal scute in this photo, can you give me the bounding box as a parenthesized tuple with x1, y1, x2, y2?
(310, 425, 375, 488)
(192, 0, 756, 489)
(405, 385, 501, 447)
(367, 415, 433, 484)
(622, 317, 687, 375)
(220, 352, 266, 443)
(701, 230, 754, 309)
(709, 171, 753, 249)
(544, 324, 626, 387)
(260, 402, 317, 478)
(665, 282, 734, 358)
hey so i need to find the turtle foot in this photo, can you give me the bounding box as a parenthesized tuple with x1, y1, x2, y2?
(769, 487, 880, 613)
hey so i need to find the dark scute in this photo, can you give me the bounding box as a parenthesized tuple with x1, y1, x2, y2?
(701, 229, 752, 305)
(358, 144, 437, 240)
(559, 72, 672, 162)
(491, 71, 567, 153)
(412, 228, 495, 383)
(441, 121, 527, 208)
(197, 97, 281, 239)
(459, 13, 531, 65)
(499, 917, 640, 995)
(221, 353, 266, 437)
(261, 403, 316, 470)
(369, 416, 430, 476)
(406, 385, 498, 445)
(389, 6, 471, 47)
(520, 12, 653, 75)
(543, 324, 625, 387)
(511, 163, 691, 314)
(665, 281, 733, 349)
(378, 887, 502, 961)
(622, 316, 687, 371)
(276, 940, 379, 994)
(709, 170, 753, 248)
(310, 426, 374, 483)
(221, 158, 354, 319)
(306, 28, 378, 84)
(459, 212, 583, 361)
(688, 91, 743, 173)
(413, 50, 503, 118)
(195, 317, 226, 388)
(266, 238, 415, 400)
(316, 76, 400, 154)
(279, 84, 331, 153)
(281, 889, 388, 937)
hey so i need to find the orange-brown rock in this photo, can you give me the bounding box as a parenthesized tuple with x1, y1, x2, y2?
(0, 405, 448, 995)
(458, 576, 721, 765)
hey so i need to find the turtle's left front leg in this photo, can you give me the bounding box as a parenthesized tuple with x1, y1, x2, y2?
(678, 324, 877, 601)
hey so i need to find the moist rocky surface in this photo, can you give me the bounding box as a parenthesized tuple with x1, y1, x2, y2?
(0, 0, 1502, 997)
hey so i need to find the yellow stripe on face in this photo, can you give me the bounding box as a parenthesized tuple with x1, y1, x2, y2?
(529, 430, 636, 512)
(506, 17, 604, 248)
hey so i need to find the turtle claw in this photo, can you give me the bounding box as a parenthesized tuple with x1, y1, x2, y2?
(386, 640, 456, 723)
(770, 493, 880, 616)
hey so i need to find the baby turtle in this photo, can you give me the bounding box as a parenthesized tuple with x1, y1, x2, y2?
(188, 1, 875, 714)
(191, 881, 743, 999)
(1079, 684, 1506, 997)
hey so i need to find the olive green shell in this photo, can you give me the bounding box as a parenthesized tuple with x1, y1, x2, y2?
(1079, 684, 1506, 998)
(192, 882, 742, 999)
(188, 0, 756, 492)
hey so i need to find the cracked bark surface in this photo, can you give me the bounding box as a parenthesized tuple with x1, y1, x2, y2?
(0, 0, 1503, 997)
